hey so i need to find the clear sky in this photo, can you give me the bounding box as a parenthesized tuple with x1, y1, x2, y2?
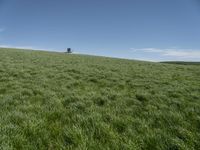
(0, 0, 200, 61)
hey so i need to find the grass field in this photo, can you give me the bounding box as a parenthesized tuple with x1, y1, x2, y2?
(0, 48, 200, 150)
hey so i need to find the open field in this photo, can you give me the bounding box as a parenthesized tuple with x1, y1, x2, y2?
(0, 48, 200, 150)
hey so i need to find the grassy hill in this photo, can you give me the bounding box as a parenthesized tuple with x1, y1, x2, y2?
(0, 48, 200, 150)
(161, 61, 200, 65)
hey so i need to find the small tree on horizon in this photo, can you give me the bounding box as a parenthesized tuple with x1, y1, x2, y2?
(67, 48, 72, 53)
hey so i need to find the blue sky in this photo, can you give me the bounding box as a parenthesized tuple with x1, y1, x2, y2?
(0, 0, 200, 61)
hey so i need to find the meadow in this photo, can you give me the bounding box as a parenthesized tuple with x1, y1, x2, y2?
(0, 48, 200, 150)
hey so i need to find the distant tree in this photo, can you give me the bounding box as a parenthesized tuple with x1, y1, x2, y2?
(67, 48, 72, 53)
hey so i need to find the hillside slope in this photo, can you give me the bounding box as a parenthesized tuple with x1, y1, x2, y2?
(0, 48, 200, 149)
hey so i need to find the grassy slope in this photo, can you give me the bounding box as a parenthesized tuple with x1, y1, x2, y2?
(0, 48, 200, 150)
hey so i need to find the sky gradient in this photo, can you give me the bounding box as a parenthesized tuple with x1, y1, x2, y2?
(0, 0, 200, 61)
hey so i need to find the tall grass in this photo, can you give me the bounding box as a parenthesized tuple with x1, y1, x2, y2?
(0, 48, 200, 149)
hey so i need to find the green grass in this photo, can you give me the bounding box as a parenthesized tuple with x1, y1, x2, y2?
(0, 48, 200, 150)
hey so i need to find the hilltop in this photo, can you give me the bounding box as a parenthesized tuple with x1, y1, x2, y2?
(0, 48, 200, 149)
(161, 61, 200, 65)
